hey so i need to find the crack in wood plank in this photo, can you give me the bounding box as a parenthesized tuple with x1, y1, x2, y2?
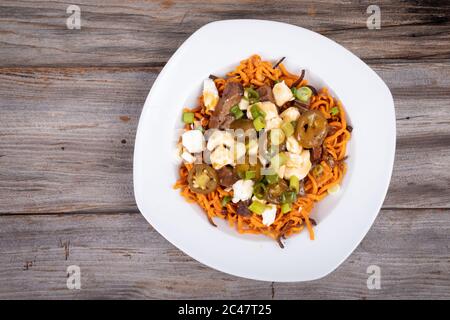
(59, 239, 70, 260)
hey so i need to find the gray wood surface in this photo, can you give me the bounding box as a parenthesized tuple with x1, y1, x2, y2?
(1, 0, 449, 66)
(0, 0, 449, 299)
(0, 209, 448, 299)
(1, 63, 449, 213)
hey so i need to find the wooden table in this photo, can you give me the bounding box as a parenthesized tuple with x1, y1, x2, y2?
(0, 0, 449, 299)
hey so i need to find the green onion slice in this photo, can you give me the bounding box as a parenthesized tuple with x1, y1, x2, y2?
(265, 174, 279, 185)
(281, 190, 297, 204)
(221, 196, 231, 207)
(270, 153, 287, 170)
(253, 182, 267, 200)
(245, 87, 260, 104)
(245, 170, 256, 180)
(294, 86, 313, 103)
(253, 116, 265, 131)
(281, 203, 292, 214)
(230, 104, 244, 119)
(289, 176, 300, 193)
(248, 201, 266, 215)
(281, 121, 294, 137)
(330, 107, 339, 116)
(182, 112, 195, 124)
(250, 104, 266, 119)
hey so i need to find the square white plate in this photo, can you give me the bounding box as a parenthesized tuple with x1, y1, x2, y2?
(134, 20, 395, 282)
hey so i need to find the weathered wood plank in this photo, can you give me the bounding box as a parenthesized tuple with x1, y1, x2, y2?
(274, 208, 450, 300)
(0, 63, 449, 214)
(0, 209, 448, 299)
(0, 67, 155, 213)
(0, 0, 449, 67)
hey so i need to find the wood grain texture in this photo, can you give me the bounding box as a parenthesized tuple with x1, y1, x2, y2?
(0, 209, 448, 299)
(1, 0, 449, 300)
(0, 67, 155, 213)
(1, 63, 449, 214)
(0, 0, 449, 67)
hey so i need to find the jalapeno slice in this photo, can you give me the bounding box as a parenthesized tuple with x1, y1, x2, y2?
(234, 161, 262, 181)
(230, 119, 254, 132)
(265, 179, 289, 204)
(187, 164, 219, 194)
(295, 110, 328, 148)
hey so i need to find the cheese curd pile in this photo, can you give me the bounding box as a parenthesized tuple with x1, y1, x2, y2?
(174, 55, 351, 247)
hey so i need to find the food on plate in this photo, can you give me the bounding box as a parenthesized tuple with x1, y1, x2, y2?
(174, 55, 351, 247)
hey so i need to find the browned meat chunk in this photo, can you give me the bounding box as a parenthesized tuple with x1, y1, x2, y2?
(209, 82, 243, 129)
(216, 166, 239, 188)
(256, 85, 275, 103)
(236, 200, 251, 216)
(311, 146, 322, 164)
(327, 125, 339, 137)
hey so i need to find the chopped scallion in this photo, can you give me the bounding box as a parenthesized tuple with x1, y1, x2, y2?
(230, 104, 244, 119)
(250, 104, 265, 119)
(245, 170, 256, 180)
(182, 112, 195, 124)
(281, 203, 292, 214)
(221, 196, 231, 207)
(245, 87, 260, 104)
(289, 176, 300, 193)
(248, 201, 266, 215)
(270, 153, 287, 170)
(330, 107, 339, 116)
(281, 190, 297, 204)
(265, 174, 279, 185)
(294, 86, 313, 103)
(281, 121, 294, 137)
(253, 116, 265, 131)
(253, 182, 267, 200)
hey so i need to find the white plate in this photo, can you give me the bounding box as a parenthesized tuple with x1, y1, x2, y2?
(133, 20, 395, 282)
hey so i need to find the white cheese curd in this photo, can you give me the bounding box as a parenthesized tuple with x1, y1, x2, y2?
(272, 81, 294, 107)
(262, 204, 277, 226)
(234, 142, 247, 161)
(265, 116, 283, 130)
(181, 150, 196, 164)
(284, 150, 312, 180)
(210, 145, 234, 169)
(286, 136, 302, 154)
(206, 130, 234, 151)
(284, 166, 309, 180)
(280, 107, 300, 123)
(247, 139, 259, 156)
(258, 155, 269, 167)
(175, 142, 183, 162)
(246, 101, 278, 120)
(252, 196, 265, 203)
(238, 97, 250, 110)
(203, 78, 219, 111)
(259, 101, 279, 120)
(206, 130, 246, 168)
(278, 165, 286, 179)
(182, 129, 205, 153)
(232, 179, 254, 203)
(285, 152, 304, 167)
